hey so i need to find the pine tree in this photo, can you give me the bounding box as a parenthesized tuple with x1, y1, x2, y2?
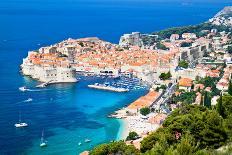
(228, 80, 232, 96)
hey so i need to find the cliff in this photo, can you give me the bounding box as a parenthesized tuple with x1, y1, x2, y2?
(209, 6, 232, 27)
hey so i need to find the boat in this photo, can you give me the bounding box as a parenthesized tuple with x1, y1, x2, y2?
(40, 130, 47, 147)
(88, 83, 129, 92)
(15, 112, 28, 128)
(15, 122, 28, 128)
(19, 86, 29, 92)
(78, 142, 82, 146)
(85, 139, 91, 143)
(36, 83, 47, 88)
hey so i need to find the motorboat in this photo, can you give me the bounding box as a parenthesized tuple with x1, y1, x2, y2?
(19, 86, 28, 92)
(85, 139, 91, 143)
(15, 122, 28, 128)
(40, 130, 47, 147)
(15, 112, 28, 128)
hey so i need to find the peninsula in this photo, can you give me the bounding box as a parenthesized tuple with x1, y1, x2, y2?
(20, 6, 232, 155)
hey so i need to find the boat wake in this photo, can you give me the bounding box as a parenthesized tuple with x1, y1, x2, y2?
(19, 86, 48, 92)
(23, 98, 33, 103)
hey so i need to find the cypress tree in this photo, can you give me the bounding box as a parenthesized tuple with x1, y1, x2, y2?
(228, 80, 232, 96)
(204, 91, 207, 107)
(204, 91, 211, 108)
(200, 94, 203, 106)
(217, 93, 224, 117)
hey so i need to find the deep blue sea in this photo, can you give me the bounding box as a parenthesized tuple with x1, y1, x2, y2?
(0, 0, 231, 154)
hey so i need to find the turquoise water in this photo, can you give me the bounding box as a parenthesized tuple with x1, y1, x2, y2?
(0, 0, 231, 154)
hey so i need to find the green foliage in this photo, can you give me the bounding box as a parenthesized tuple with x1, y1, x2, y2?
(228, 80, 232, 95)
(140, 104, 229, 154)
(126, 132, 139, 141)
(175, 133, 198, 155)
(153, 23, 231, 39)
(90, 141, 139, 155)
(156, 42, 169, 50)
(140, 107, 151, 116)
(217, 94, 224, 117)
(180, 42, 192, 47)
(159, 71, 172, 80)
(78, 42, 84, 47)
(197, 76, 220, 96)
(178, 60, 189, 68)
(227, 46, 232, 54)
(91, 94, 232, 154)
(203, 91, 212, 109)
(220, 95, 232, 118)
(173, 91, 196, 104)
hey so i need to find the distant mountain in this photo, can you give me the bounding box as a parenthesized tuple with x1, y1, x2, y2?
(209, 6, 232, 27)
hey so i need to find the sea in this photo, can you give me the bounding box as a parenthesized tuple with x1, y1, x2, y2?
(0, 0, 231, 154)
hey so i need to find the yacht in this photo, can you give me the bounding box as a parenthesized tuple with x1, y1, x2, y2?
(15, 113, 28, 128)
(40, 130, 47, 147)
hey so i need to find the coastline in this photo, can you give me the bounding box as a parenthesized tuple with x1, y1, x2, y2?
(116, 119, 129, 141)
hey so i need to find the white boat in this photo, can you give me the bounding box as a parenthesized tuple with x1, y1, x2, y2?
(15, 122, 28, 128)
(78, 142, 82, 146)
(19, 86, 29, 92)
(15, 112, 28, 128)
(88, 83, 129, 92)
(40, 130, 47, 147)
(36, 83, 47, 88)
(85, 139, 91, 143)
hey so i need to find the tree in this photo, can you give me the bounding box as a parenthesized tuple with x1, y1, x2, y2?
(126, 131, 139, 141)
(180, 42, 192, 47)
(200, 95, 203, 106)
(178, 60, 188, 68)
(175, 134, 197, 155)
(78, 42, 84, 47)
(159, 72, 172, 80)
(217, 93, 224, 117)
(227, 46, 232, 54)
(141, 104, 228, 153)
(220, 95, 232, 118)
(173, 91, 196, 104)
(228, 80, 232, 95)
(156, 42, 169, 50)
(203, 91, 211, 109)
(140, 107, 150, 116)
(90, 141, 139, 155)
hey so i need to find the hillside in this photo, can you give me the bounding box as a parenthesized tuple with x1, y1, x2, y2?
(209, 6, 232, 27)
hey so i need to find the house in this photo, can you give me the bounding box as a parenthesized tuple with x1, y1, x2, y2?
(178, 78, 193, 92)
(182, 33, 197, 39)
(170, 34, 180, 42)
(194, 84, 204, 91)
